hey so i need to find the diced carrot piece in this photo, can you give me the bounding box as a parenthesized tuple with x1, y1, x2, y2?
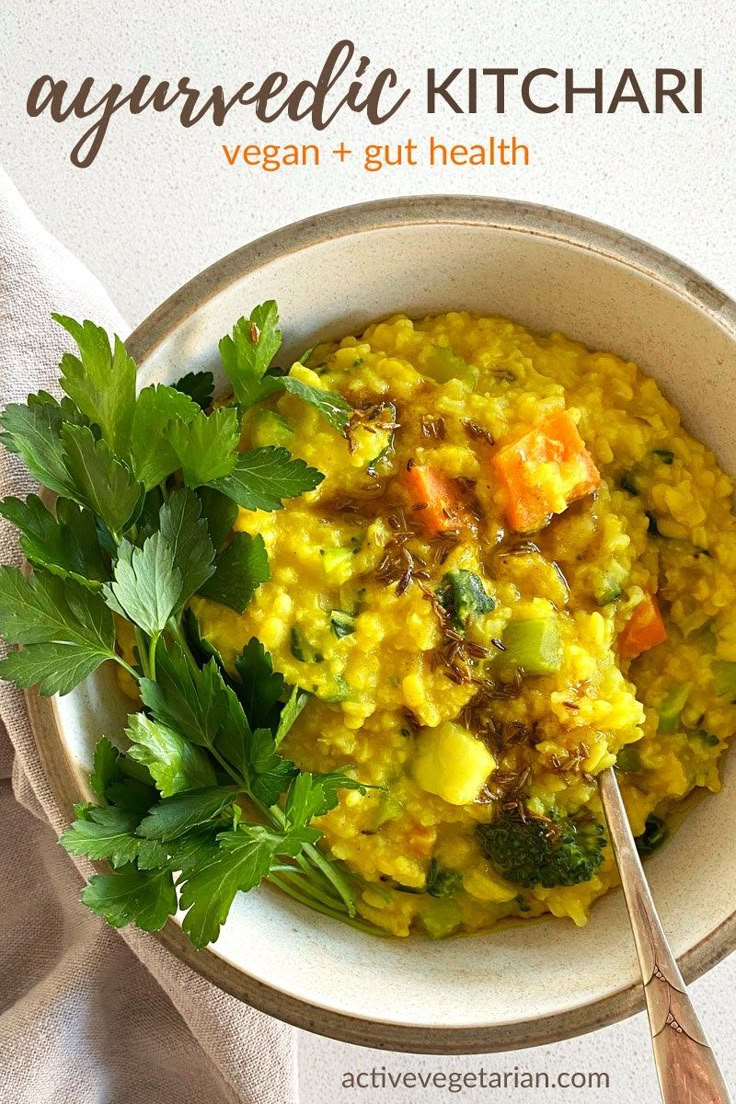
(491, 410, 601, 532)
(406, 464, 466, 534)
(407, 824, 436, 859)
(619, 594, 667, 659)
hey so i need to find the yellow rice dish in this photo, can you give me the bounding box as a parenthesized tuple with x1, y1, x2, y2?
(192, 311, 736, 938)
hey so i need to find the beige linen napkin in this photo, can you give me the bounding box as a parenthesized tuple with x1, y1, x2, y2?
(0, 166, 298, 1104)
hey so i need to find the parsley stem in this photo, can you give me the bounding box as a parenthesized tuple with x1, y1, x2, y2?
(249, 798, 333, 889)
(134, 627, 151, 679)
(269, 869, 344, 910)
(148, 633, 159, 682)
(166, 618, 200, 677)
(301, 843, 357, 916)
(208, 744, 244, 787)
(268, 804, 356, 915)
(112, 654, 142, 682)
(268, 874, 385, 936)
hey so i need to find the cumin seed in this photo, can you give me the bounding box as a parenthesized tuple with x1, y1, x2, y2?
(463, 420, 494, 445)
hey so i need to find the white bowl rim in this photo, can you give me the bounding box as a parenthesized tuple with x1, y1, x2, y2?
(29, 195, 736, 1054)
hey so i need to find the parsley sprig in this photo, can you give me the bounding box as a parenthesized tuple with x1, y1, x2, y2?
(0, 302, 382, 944)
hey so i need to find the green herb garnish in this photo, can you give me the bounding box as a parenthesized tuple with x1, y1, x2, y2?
(0, 303, 381, 946)
(219, 300, 351, 431)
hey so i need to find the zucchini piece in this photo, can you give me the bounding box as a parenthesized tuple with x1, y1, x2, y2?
(425, 858, 463, 898)
(615, 744, 642, 772)
(366, 443, 393, 478)
(420, 897, 463, 939)
(712, 660, 736, 701)
(690, 728, 720, 747)
(289, 627, 306, 661)
(595, 573, 624, 606)
(645, 511, 662, 536)
(370, 792, 403, 829)
(423, 344, 477, 386)
(251, 409, 294, 448)
(319, 674, 350, 703)
(289, 627, 323, 664)
(619, 472, 639, 496)
(365, 400, 397, 477)
(436, 569, 494, 631)
(656, 683, 691, 735)
(502, 617, 563, 675)
(322, 547, 355, 579)
(330, 609, 356, 638)
(635, 815, 668, 857)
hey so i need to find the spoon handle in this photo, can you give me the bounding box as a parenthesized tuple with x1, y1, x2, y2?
(598, 767, 732, 1104)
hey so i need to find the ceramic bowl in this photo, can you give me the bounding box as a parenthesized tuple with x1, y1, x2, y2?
(29, 196, 736, 1053)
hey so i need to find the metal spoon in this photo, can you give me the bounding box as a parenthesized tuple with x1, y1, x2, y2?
(599, 767, 732, 1103)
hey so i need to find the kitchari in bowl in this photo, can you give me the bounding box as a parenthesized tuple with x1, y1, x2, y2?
(1, 302, 735, 946)
(193, 307, 736, 937)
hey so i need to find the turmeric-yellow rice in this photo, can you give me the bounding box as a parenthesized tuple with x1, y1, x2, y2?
(192, 311, 736, 937)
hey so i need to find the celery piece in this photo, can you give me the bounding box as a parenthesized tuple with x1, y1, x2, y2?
(251, 409, 294, 449)
(502, 618, 562, 675)
(712, 660, 736, 702)
(423, 345, 477, 387)
(420, 897, 462, 939)
(656, 683, 691, 735)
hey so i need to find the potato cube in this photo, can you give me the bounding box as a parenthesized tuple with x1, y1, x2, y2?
(413, 722, 495, 805)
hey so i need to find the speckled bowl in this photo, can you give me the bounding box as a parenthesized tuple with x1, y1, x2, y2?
(28, 197, 736, 1053)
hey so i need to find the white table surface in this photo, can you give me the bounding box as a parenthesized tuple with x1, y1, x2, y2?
(2, 1, 735, 1099)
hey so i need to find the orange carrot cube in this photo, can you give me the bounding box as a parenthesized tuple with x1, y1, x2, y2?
(491, 410, 601, 532)
(406, 464, 466, 534)
(619, 594, 667, 659)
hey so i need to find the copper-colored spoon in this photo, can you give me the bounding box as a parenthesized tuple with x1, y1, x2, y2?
(599, 767, 732, 1103)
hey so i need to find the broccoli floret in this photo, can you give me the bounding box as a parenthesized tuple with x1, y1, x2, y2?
(477, 811, 606, 888)
(436, 569, 494, 631)
(635, 814, 668, 856)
